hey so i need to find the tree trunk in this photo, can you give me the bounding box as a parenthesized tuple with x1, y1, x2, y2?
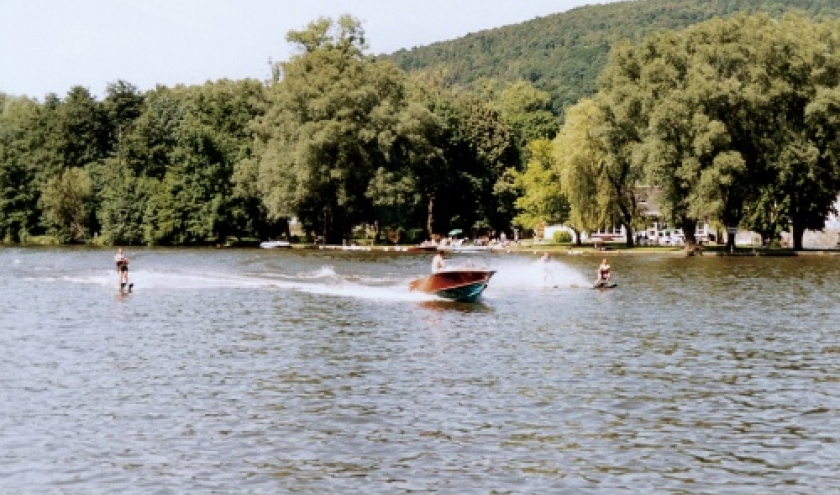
(791, 221, 805, 251)
(572, 227, 582, 246)
(622, 221, 634, 248)
(726, 231, 736, 253)
(426, 194, 435, 238)
(280, 217, 291, 240)
(682, 217, 697, 248)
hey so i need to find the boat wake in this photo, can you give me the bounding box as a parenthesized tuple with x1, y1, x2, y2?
(49, 258, 586, 303)
(485, 258, 589, 292)
(57, 267, 436, 302)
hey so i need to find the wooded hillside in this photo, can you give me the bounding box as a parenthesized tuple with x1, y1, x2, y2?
(386, 0, 840, 115)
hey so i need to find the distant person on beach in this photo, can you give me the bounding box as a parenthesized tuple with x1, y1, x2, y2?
(595, 258, 611, 286)
(114, 248, 129, 288)
(432, 250, 445, 273)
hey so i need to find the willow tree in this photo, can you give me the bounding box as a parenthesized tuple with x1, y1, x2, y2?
(553, 98, 630, 245)
(252, 16, 436, 244)
(760, 16, 840, 250)
(596, 13, 840, 251)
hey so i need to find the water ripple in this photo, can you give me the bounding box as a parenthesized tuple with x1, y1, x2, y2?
(0, 248, 838, 494)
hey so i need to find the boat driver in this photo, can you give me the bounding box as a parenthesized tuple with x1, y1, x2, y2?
(432, 250, 445, 273)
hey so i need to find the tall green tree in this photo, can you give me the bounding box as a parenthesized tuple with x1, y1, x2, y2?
(39, 167, 92, 242)
(593, 13, 840, 250)
(0, 95, 64, 240)
(120, 86, 184, 179)
(103, 80, 145, 160)
(59, 86, 109, 169)
(144, 80, 267, 245)
(553, 98, 618, 243)
(253, 16, 437, 244)
(434, 93, 519, 235)
(510, 139, 569, 230)
(496, 81, 559, 157)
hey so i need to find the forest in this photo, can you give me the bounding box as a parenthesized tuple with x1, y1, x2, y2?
(1, 2, 839, 250)
(387, 0, 840, 116)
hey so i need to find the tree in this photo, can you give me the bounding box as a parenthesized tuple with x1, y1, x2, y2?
(59, 86, 109, 169)
(103, 80, 145, 162)
(593, 13, 840, 250)
(496, 81, 559, 156)
(436, 94, 520, 235)
(145, 80, 267, 245)
(0, 95, 64, 240)
(40, 167, 92, 242)
(88, 158, 157, 245)
(553, 98, 619, 244)
(510, 139, 569, 230)
(120, 86, 184, 179)
(253, 16, 438, 244)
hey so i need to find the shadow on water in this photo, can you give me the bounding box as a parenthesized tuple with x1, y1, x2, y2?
(417, 299, 494, 313)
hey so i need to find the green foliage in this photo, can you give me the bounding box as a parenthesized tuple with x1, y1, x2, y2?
(553, 99, 619, 235)
(253, 16, 420, 243)
(59, 86, 110, 169)
(88, 159, 156, 245)
(496, 81, 559, 154)
(386, 0, 839, 117)
(250, 16, 518, 243)
(553, 230, 572, 243)
(3, 7, 840, 249)
(511, 139, 569, 229)
(0, 96, 42, 241)
(39, 167, 92, 242)
(595, 13, 840, 249)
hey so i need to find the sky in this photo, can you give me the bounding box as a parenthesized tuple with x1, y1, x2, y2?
(1, 0, 623, 99)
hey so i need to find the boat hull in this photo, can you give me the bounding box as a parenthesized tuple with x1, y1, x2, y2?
(405, 245, 438, 253)
(409, 270, 495, 302)
(260, 240, 291, 249)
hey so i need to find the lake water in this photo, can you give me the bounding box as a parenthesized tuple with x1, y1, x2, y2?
(1, 246, 838, 494)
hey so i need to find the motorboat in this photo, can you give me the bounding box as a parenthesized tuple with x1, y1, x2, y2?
(409, 269, 495, 302)
(260, 239, 291, 249)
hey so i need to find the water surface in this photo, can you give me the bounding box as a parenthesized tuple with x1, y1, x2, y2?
(1, 247, 838, 494)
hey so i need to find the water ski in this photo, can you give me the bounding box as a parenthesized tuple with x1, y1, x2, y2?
(593, 282, 617, 289)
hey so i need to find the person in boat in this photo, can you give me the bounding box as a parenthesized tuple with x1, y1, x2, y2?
(114, 248, 129, 288)
(432, 250, 446, 273)
(595, 258, 611, 285)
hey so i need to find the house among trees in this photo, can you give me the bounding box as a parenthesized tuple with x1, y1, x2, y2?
(544, 192, 840, 250)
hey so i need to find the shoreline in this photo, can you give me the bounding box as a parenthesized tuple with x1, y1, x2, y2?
(311, 243, 840, 257)
(4, 241, 838, 256)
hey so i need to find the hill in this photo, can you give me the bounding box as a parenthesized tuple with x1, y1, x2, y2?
(385, 0, 840, 115)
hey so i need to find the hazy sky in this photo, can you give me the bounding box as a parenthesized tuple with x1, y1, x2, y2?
(1, 0, 622, 99)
